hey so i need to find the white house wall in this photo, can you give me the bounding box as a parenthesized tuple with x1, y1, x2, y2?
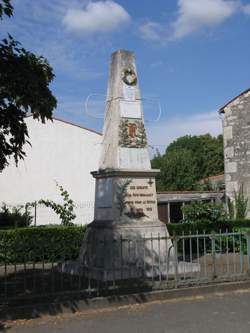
(0, 117, 102, 225)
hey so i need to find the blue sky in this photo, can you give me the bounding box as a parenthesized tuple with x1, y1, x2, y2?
(1, 0, 250, 153)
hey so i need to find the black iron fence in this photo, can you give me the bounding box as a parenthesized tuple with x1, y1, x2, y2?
(0, 231, 250, 303)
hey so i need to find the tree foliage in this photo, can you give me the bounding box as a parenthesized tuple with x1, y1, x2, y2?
(0, 0, 13, 18)
(0, 0, 57, 171)
(0, 203, 33, 228)
(151, 134, 224, 191)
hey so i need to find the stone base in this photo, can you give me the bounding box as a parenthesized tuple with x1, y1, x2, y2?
(61, 259, 200, 281)
(70, 218, 199, 281)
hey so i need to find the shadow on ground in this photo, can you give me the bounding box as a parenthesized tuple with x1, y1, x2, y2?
(0, 268, 158, 324)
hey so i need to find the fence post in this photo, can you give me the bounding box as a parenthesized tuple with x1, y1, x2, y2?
(245, 232, 250, 276)
(173, 235, 178, 287)
(211, 234, 216, 279)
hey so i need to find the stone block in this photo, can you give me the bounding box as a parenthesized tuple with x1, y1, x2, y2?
(225, 162, 237, 173)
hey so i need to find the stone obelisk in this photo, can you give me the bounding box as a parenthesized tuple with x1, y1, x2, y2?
(82, 50, 173, 280)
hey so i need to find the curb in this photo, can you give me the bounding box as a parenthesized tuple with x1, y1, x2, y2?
(1, 280, 250, 321)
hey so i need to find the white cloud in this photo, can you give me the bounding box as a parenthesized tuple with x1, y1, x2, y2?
(171, 0, 239, 39)
(242, 4, 250, 15)
(63, 1, 130, 34)
(147, 111, 222, 153)
(139, 21, 162, 41)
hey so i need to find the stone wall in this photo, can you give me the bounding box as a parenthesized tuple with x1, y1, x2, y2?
(222, 90, 250, 216)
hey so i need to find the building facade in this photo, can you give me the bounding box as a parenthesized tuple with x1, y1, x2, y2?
(157, 191, 224, 223)
(0, 116, 102, 225)
(219, 88, 250, 217)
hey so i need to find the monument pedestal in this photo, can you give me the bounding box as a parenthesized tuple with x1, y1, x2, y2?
(80, 219, 174, 281)
(79, 169, 175, 281)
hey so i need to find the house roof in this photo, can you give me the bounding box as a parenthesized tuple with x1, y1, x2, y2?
(219, 88, 250, 114)
(157, 190, 224, 194)
(157, 191, 225, 203)
(26, 114, 102, 136)
(198, 173, 224, 184)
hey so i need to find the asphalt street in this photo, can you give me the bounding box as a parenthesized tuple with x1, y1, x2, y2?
(5, 289, 250, 333)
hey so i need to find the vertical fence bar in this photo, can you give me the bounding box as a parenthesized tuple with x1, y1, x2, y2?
(158, 233, 161, 283)
(42, 241, 45, 293)
(4, 239, 7, 299)
(219, 230, 222, 254)
(151, 233, 154, 285)
(51, 250, 55, 294)
(112, 239, 115, 287)
(211, 235, 216, 279)
(14, 243, 17, 297)
(196, 231, 200, 281)
(189, 232, 193, 279)
(239, 233, 243, 274)
(163, 232, 169, 281)
(226, 230, 229, 276)
(78, 237, 82, 292)
(128, 239, 131, 280)
(143, 234, 146, 280)
(182, 232, 186, 280)
(246, 233, 250, 276)
(173, 235, 178, 288)
(32, 248, 36, 293)
(69, 246, 74, 292)
(203, 231, 207, 278)
(233, 233, 236, 274)
(120, 235, 123, 281)
(135, 236, 138, 279)
(219, 229, 223, 276)
(103, 236, 107, 293)
(23, 245, 27, 295)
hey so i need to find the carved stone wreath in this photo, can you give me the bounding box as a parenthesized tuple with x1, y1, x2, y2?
(119, 119, 147, 148)
(121, 68, 137, 86)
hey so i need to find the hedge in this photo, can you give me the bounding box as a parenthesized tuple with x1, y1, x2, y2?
(1, 220, 250, 264)
(167, 219, 250, 235)
(0, 226, 86, 264)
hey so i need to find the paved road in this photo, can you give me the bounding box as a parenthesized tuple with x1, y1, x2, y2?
(5, 289, 250, 333)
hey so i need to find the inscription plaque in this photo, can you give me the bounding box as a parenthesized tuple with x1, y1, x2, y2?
(120, 100, 141, 119)
(119, 148, 151, 169)
(122, 178, 158, 220)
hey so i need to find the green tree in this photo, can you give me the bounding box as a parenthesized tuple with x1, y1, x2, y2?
(156, 148, 197, 191)
(0, 0, 57, 171)
(151, 134, 224, 191)
(151, 149, 165, 190)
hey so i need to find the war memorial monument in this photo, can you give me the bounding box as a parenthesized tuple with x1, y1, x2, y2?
(78, 50, 198, 280)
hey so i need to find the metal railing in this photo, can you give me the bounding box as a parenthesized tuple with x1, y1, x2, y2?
(0, 231, 250, 303)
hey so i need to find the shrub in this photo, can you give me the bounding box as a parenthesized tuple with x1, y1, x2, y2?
(0, 203, 33, 228)
(182, 201, 227, 223)
(27, 183, 76, 226)
(235, 186, 248, 219)
(0, 225, 86, 263)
